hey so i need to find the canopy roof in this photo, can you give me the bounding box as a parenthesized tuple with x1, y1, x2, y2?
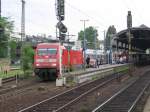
(115, 25, 150, 50)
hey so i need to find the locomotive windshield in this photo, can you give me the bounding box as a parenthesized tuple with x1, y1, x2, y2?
(38, 48, 57, 55)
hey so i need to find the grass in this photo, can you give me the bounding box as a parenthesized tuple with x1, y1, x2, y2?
(0, 69, 34, 79)
(0, 58, 10, 65)
(0, 69, 24, 78)
(0, 58, 33, 79)
(0, 58, 23, 78)
(114, 65, 129, 73)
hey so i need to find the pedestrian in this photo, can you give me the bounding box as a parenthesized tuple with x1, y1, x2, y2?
(100, 57, 103, 65)
(119, 56, 123, 64)
(96, 58, 99, 68)
(86, 55, 90, 68)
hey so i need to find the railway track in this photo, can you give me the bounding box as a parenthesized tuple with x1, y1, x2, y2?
(1, 67, 20, 84)
(0, 79, 60, 106)
(18, 71, 126, 112)
(0, 77, 39, 97)
(0, 65, 127, 99)
(92, 71, 150, 112)
(0, 76, 18, 94)
(2, 76, 17, 84)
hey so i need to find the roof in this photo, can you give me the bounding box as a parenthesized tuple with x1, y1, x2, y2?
(115, 25, 150, 50)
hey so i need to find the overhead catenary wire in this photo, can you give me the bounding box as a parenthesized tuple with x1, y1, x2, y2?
(65, 1, 107, 28)
(65, 1, 108, 41)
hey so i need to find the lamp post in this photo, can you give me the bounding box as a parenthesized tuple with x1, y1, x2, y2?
(127, 11, 132, 63)
(80, 19, 89, 70)
(107, 34, 114, 64)
(0, 0, 1, 17)
(21, 0, 25, 45)
(127, 11, 132, 76)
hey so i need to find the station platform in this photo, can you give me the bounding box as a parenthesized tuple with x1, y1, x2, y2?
(63, 63, 128, 77)
(57, 64, 128, 86)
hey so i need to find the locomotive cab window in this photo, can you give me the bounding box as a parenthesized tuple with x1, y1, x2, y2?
(38, 48, 57, 55)
(47, 48, 57, 55)
(38, 49, 47, 55)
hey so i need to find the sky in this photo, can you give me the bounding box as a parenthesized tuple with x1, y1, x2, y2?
(2, 0, 150, 40)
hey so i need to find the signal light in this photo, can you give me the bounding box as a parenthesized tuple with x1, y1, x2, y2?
(57, 0, 65, 21)
(57, 21, 67, 33)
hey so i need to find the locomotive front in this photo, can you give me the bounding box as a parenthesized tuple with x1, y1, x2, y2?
(34, 43, 60, 80)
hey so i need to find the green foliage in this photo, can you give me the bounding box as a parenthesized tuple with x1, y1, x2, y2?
(9, 40, 17, 60)
(21, 43, 34, 73)
(0, 69, 23, 78)
(105, 25, 117, 50)
(0, 17, 14, 58)
(78, 26, 100, 49)
(114, 66, 129, 73)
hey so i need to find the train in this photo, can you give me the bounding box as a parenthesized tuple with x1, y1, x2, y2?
(34, 43, 83, 80)
(85, 49, 107, 67)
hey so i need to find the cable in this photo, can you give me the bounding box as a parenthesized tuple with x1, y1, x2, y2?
(65, 1, 107, 28)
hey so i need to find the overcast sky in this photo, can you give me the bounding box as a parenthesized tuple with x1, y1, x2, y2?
(2, 0, 150, 40)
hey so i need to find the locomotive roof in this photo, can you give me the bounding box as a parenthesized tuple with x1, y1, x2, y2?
(37, 43, 60, 46)
(37, 43, 66, 49)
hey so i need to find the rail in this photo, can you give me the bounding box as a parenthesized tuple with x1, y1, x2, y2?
(2, 76, 17, 83)
(18, 69, 127, 112)
(92, 71, 150, 112)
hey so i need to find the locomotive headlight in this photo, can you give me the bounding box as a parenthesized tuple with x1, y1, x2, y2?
(51, 63, 56, 66)
(36, 64, 40, 66)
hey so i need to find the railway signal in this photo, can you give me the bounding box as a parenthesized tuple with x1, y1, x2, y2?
(56, 21, 67, 40)
(55, 0, 67, 79)
(56, 0, 65, 21)
(56, 0, 67, 41)
(57, 21, 67, 33)
(60, 32, 66, 40)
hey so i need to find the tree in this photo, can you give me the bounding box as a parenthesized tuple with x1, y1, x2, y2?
(9, 40, 17, 61)
(21, 43, 34, 73)
(0, 17, 14, 58)
(78, 26, 100, 49)
(105, 25, 117, 51)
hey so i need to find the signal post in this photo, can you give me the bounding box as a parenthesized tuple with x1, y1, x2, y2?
(56, 0, 67, 86)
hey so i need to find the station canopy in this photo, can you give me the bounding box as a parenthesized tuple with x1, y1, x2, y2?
(115, 25, 150, 51)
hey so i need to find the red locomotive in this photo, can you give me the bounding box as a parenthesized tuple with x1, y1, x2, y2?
(34, 43, 83, 80)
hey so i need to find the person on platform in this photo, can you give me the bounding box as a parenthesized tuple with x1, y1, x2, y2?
(86, 55, 90, 68)
(96, 58, 99, 68)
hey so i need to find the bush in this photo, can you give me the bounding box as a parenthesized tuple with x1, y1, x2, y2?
(21, 43, 34, 74)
